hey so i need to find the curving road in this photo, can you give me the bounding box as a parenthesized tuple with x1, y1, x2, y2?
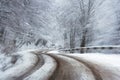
(1, 50, 120, 80)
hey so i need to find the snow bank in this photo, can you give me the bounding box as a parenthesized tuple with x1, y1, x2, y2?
(0, 54, 13, 72)
(0, 51, 38, 80)
(67, 53, 120, 66)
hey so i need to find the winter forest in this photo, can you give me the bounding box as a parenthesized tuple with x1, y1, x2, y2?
(0, 0, 120, 80)
(1, 0, 120, 54)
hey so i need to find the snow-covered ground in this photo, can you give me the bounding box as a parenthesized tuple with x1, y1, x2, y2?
(0, 49, 120, 80)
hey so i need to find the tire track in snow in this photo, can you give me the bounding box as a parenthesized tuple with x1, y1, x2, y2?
(48, 54, 95, 80)
(24, 54, 57, 80)
(61, 54, 120, 80)
(16, 54, 44, 80)
(60, 54, 103, 80)
(1, 50, 120, 80)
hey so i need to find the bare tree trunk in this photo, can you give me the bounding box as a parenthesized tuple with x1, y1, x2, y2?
(80, 29, 87, 53)
(70, 26, 76, 53)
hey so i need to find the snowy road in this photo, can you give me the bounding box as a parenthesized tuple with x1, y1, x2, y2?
(1, 50, 120, 80)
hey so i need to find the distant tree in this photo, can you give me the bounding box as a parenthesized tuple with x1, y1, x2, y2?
(77, 0, 95, 53)
(0, 27, 5, 42)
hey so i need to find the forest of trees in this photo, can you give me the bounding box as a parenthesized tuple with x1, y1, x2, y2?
(0, 0, 120, 54)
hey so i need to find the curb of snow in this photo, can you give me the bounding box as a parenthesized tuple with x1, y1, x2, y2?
(24, 54, 57, 80)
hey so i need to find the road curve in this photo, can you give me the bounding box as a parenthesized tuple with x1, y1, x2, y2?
(1, 50, 120, 80)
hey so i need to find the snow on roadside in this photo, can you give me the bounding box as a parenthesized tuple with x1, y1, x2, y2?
(64, 53, 120, 80)
(0, 50, 38, 80)
(47, 50, 60, 54)
(65, 53, 120, 67)
(0, 54, 13, 72)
